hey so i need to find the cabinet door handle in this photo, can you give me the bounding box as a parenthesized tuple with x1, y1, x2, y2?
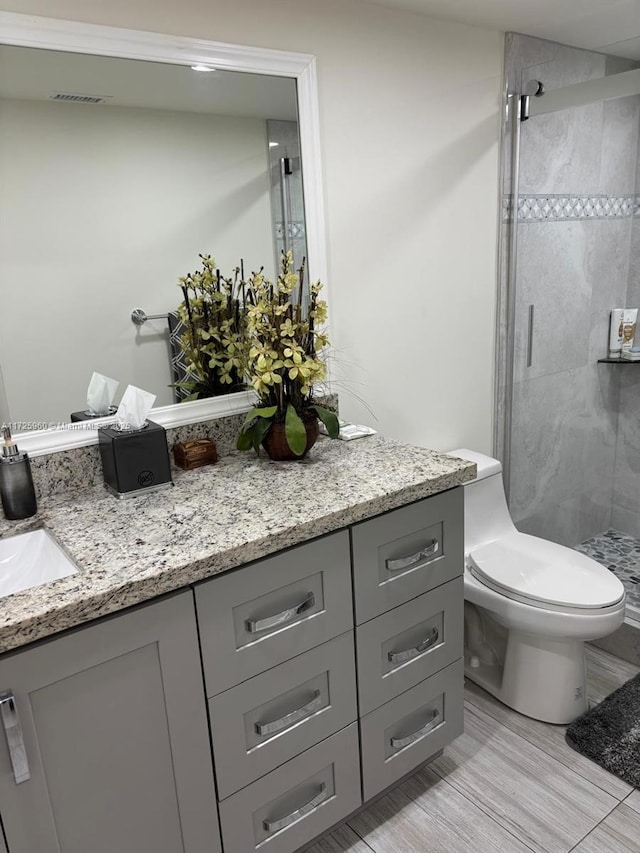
(388, 627, 439, 665)
(385, 539, 439, 573)
(255, 690, 322, 736)
(245, 592, 315, 633)
(390, 709, 440, 750)
(0, 690, 30, 784)
(263, 782, 328, 833)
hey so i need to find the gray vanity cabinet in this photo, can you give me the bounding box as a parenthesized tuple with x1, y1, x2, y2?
(0, 592, 221, 853)
(351, 487, 463, 624)
(351, 489, 465, 800)
(199, 489, 464, 852)
(0, 486, 466, 853)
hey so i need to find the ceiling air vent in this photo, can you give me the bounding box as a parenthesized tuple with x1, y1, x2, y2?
(49, 92, 112, 104)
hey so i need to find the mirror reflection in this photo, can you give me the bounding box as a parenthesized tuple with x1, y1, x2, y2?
(0, 45, 306, 426)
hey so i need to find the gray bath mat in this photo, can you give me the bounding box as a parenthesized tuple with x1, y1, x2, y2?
(565, 673, 640, 788)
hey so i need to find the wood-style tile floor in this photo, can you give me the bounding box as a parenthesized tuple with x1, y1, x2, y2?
(308, 646, 640, 853)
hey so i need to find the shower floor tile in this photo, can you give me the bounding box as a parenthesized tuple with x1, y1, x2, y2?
(575, 529, 640, 610)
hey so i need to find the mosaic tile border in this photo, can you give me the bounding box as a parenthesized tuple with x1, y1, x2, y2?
(503, 194, 640, 222)
(275, 220, 306, 239)
(575, 529, 640, 611)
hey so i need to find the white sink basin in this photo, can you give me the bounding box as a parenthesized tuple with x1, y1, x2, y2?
(0, 529, 78, 598)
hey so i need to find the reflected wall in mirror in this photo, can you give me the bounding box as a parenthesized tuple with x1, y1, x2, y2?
(0, 43, 307, 426)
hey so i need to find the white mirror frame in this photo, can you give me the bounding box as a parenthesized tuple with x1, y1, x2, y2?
(0, 11, 328, 456)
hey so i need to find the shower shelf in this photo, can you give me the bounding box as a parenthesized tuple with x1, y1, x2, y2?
(597, 358, 640, 364)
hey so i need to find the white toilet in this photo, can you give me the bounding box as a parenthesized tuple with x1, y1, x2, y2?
(447, 449, 626, 724)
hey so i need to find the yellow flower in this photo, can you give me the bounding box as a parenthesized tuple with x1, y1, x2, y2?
(283, 343, 304, 358)
(280, 318, 296, 338)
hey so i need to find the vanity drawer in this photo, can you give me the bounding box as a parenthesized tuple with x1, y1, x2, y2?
(360, 659, 463, 801)
(195, 531, 353, 695)
(351, 488, 463, 624)
(218, 723, 361, 853)
(209, 632, 357, 799)
(356, 577, 463, 715)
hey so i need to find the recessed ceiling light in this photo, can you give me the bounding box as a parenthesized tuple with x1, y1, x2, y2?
(191, 64, 215, 72)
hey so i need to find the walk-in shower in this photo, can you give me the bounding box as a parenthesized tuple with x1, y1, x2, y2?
(497, 33, 640, 628)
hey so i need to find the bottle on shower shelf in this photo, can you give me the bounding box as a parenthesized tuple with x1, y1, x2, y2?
(609, 308, 624, 358)
(621, 308, 638, 354)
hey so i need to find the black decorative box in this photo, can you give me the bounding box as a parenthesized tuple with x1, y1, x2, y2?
(98, 420, 173, 498)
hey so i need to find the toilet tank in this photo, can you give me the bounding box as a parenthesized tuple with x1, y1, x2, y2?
(446, 449, 516, 554)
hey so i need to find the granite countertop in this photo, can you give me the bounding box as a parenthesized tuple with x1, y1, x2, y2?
(0, 435, 475, 654)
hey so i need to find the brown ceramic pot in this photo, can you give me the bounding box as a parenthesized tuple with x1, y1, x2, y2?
(262, 417, 319, 461)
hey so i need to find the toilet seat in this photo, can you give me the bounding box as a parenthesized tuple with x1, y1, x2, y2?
(467, 531, 625, 613)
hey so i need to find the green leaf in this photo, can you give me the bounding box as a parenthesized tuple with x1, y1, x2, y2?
(251, 417, 272, 454)
(285, 404, 306, 456)
(237, 413, 276, 454)
(236, 428, 254, 451)
(242, 405, 277, 428)
(310, 405, 339, 438)
(180, 392, 200, 403)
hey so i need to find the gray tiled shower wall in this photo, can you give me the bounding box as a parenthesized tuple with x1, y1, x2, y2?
(501, 34, 640, 545)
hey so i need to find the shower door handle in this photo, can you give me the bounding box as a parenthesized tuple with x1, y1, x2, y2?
(526, 304, 534, 367)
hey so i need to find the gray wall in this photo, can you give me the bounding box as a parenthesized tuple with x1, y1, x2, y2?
(503, 34, 639, 546)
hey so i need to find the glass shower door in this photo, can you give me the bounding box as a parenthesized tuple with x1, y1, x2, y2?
(500, 44, 640, 621)
(267, 119, 308, 275)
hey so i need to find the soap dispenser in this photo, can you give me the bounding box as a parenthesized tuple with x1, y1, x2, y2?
(0, 425, 37, 520)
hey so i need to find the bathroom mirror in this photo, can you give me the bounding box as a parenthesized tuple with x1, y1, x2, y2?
(0, 12, 327, 456)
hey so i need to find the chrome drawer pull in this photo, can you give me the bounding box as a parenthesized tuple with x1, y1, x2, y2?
(263, 782, 328, 833)
(388, 627, 439, 665)
(385, 539, 439, 572)
(245, 592, 315, 633)
(255, 690, 322, 736)
(390, 709, 440, 750)
(0, 691, 30, 784)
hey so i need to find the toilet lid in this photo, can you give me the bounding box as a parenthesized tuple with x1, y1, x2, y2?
(468, 532, 625, 610)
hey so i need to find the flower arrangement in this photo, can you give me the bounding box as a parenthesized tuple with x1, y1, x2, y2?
(175, 254, 245, 400)
(236, 251, 339, 458)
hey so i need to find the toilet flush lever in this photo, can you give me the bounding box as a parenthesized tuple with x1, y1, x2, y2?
(0, 691, 30, 784)
(386, 539, 439, 573)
